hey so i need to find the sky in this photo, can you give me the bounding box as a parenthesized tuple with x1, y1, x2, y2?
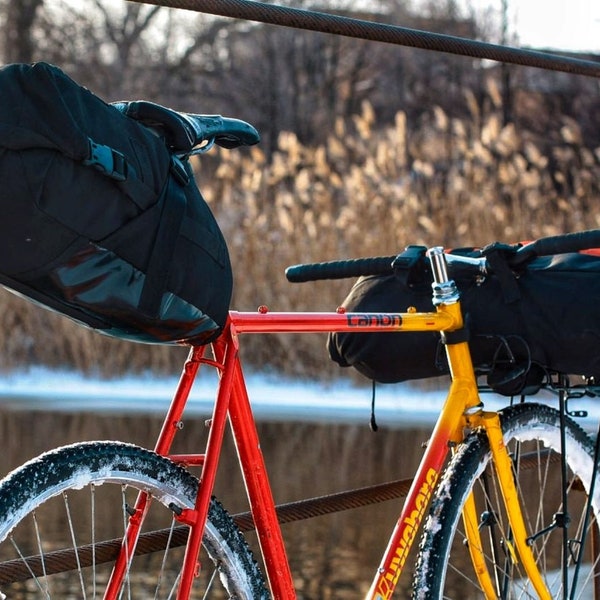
(470, 0, 600, 52)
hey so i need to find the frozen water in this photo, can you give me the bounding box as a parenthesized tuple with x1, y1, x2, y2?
(0, 367, 598, 430)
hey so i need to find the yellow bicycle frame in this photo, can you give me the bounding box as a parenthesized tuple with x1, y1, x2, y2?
(464, 410, 553, 600)
(367, 250, 551, 599)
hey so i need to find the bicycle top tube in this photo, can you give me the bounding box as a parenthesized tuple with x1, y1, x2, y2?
(227, 307, 459, 334)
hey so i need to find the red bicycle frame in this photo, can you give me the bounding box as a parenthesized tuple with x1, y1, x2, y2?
(110, 304, 472, 599)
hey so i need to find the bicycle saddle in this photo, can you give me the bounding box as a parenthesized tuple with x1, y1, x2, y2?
(111, 100, 260, 154)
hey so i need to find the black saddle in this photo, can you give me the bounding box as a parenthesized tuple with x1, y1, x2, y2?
(112, 100, 260, 154)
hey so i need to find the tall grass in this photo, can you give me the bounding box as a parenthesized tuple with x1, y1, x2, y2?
(1, 84, 598, 378)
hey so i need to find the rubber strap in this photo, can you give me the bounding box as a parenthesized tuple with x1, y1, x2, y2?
(484, 245, 521, 304)
(441, 327, 470, 345)
(138, 160, 187, 318)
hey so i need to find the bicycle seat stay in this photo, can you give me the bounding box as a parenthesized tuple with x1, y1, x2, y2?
(112, 100, 260, 155)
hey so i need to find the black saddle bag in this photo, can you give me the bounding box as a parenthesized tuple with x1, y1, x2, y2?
(327, 244, 600, 394)
(0, 62, 234, 345)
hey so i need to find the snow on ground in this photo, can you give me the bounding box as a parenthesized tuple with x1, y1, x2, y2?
(0, 367, 598, 430)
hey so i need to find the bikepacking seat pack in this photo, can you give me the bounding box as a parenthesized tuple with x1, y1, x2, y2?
(327, 239, 600, 396)
(0, 62, 259, 344)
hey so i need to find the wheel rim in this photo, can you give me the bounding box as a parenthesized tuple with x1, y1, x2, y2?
(0, 443, 263, 599)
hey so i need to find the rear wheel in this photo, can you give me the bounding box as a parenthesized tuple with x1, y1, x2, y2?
(0, 441, 269, 598)
(413, 403, 600, 599)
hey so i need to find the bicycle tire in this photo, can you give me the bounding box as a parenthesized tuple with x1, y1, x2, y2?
(0, 441, 269, 599)
(413, 403, 600, 599)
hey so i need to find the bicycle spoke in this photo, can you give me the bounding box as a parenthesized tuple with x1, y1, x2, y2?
(91, 484, 96, 600)
(63, 492, 87, 599)
(32, 512, 50, 598)
(10, 534, 49, 597)
(154, 518, 177, 599)
(120, 486, 134, 600)
(202, 569, 219, 600)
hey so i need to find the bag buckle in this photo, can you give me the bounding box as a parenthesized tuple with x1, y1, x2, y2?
(83, 138, 128, 182)
(170, 155, 190, 186)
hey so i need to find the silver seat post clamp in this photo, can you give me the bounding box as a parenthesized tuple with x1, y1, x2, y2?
(427, 247, 460, 306)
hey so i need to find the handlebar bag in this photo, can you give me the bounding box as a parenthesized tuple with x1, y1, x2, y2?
(0, 62, 232, 345)
(327, 244, 600, 395)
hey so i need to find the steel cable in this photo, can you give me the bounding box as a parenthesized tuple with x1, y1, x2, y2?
(127, 0, 600, 77)
(0, 476, 411, 583)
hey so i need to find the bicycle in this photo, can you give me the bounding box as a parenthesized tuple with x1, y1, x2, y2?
(0, 114, 599, 600)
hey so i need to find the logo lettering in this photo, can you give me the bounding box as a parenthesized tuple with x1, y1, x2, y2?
(375, 468, 439, 599)
(347, 314, 402, 328)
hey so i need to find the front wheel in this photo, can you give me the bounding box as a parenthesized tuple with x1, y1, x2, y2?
(413, 403, 600, 599)
(0, 441, 269, 598)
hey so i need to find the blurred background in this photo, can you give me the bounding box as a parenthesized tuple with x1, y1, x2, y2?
(0, 0, 598, 379)
(0, 3, 599, 595)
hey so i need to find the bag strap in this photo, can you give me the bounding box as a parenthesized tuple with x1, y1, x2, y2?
(482, 243, 521, 303)
(391, 245, 429, 286)
(137, 157, 189, 318)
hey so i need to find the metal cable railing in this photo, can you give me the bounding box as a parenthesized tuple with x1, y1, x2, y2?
(127, 0, 600, 78)
(0, 449, 556, 583)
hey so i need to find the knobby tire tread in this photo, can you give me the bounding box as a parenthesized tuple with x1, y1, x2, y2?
(0, 441, 269, 598)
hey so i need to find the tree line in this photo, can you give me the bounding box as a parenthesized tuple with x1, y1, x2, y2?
(3, 0, 598, 155)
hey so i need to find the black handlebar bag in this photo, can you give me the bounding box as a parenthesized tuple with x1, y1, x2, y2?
(0, 62, 232, 344)
(327, 245, 600, 395)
